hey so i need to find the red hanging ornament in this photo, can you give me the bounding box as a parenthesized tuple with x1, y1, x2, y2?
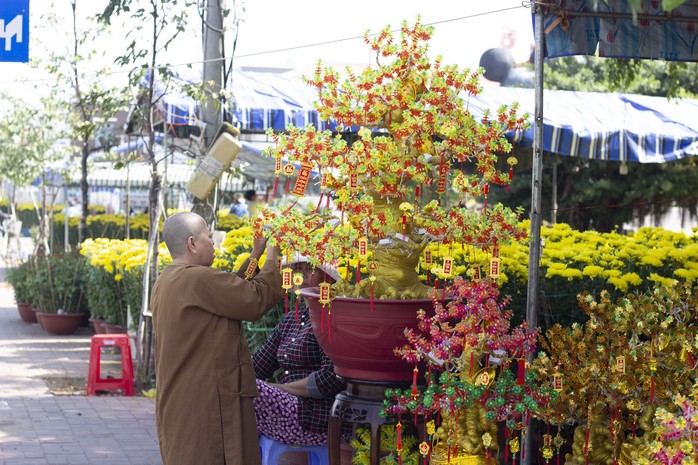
(327, 309, 332, 343)
(295, 293, 300, 321)
(505, 426, 509, 464)
(412, 366, 419, 397)
(272, 175, 279, 198)
(517, 359, 526, 385)
(315, 192, 324, 213)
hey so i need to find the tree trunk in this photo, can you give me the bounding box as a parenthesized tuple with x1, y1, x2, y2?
(202, 0, 224, 147)
(334, 191, 431, 300)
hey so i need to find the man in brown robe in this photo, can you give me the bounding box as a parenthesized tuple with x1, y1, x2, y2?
(151, 211, 283, 465)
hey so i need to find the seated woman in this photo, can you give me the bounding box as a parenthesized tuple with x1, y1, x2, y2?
(252, 256, 347, 446)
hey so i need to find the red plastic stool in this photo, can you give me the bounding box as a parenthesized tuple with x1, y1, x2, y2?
(86, 334, 134, 396)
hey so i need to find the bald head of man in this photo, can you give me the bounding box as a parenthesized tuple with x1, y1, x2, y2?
(162, 212, 215, 266)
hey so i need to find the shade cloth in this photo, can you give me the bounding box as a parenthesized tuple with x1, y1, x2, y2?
(540, 0, 698, 61)
(150, 69, 698, 165)
(467, 86, 698, 163)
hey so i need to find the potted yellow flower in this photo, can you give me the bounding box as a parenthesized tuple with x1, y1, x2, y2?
(253, 19, 527, 382)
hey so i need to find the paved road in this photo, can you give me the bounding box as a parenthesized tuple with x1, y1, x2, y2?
(0, 261, 163, 465)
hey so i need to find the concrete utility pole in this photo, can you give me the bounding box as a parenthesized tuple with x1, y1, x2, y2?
(202, 0, 224, 147)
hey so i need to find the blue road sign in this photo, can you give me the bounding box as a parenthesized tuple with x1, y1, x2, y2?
(0, 0, 29, 63)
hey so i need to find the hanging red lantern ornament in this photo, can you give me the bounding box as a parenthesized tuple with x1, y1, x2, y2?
(442, 256, 453, 277)
(489, 257, 501, 279)
(281, 267, 293, 313)
(424, 249, 433, 284)
(283, 163, 295, 195)
(318, 281, 332, 338)
(244, 257, 258, 280)
(507, 156, 518, 193)
(471, 265, 482, 282)
(272, 156, 283, 198)
(349, 172, 359, 190)
(292, 164, 312, 197)
(553, 372, 563, 391)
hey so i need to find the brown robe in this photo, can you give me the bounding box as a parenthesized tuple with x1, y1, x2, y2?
(151, 260, 283, 465)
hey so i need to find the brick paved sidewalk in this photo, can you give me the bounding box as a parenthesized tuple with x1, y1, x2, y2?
(0, 263, 163, 465)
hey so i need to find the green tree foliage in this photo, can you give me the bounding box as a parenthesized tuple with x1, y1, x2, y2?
(544, 56, 698, 99)
(39, 1, 129, 243)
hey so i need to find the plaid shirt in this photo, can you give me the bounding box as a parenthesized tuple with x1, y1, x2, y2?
(253, 301, 346, 434)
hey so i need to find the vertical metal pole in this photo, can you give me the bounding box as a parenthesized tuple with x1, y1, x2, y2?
(552, 155, 558, 224)
(523, 4, 546, 465)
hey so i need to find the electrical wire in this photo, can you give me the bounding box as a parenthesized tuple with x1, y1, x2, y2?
(0, 4, 528, 87)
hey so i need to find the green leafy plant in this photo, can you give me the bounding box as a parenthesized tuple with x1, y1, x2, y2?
(5, 260, 33, 304)
(29, 252, 86, 314)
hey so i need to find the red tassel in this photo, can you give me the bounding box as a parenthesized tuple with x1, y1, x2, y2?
(370, 285, 374, 312)
(272, 175, 279, 198)
(396, 422, 402, 451)
(517, 359, 525, 385)
(505, 427, 509, 464)
(650, 377, 655, 402)
(326, 192, 331, 210)
(434, 279, 439, 291)
(469, 351, 475, 377)
(285, 176, 291, 194)
(355, 261, 361, 284)
(321, 307, 325, 330)
(412, 367, 418, 397)
(295, 295, 299, 321)
(284, 292, 289, 314)
(507, 168, 513, 193)
(327, 310, 332, 343)
(584, 427, 590, 465)
(315, 192, 324, 213)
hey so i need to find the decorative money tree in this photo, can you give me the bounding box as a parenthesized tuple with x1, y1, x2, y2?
(385, 277, 556, 465)
(253, 19, 528, 301)
(532, 284, 698, 465)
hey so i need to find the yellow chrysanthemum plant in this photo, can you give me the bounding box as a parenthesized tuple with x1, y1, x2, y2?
(252, 19, 528, 301)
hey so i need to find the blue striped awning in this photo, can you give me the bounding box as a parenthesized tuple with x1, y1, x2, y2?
(467, 87, 698, 163)
(230, 70, 336, 132)
(148, 70, 698, 164)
